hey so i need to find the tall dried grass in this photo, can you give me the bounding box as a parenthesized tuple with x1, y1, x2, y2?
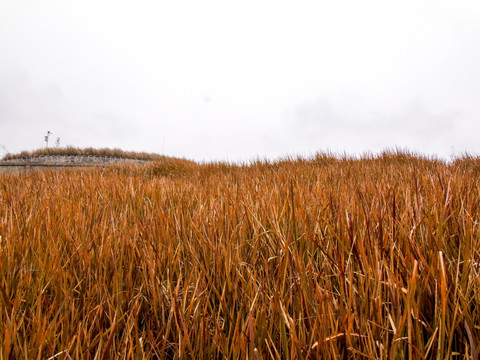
(0, 151, 479, 359)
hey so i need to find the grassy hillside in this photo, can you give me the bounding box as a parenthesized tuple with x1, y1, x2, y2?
(1, 147, 172, 162)
(0, 152, 479, 358)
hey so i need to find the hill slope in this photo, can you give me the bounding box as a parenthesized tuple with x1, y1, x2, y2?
(1, 147, 169, 162)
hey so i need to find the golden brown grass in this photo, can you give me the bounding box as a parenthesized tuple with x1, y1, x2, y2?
(0, 151, 479, 359)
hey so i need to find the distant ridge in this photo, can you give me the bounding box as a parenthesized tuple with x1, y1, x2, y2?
(1, 154, 147, 165)
(1, 147, 168, 162)
(0, 147, 197, 175)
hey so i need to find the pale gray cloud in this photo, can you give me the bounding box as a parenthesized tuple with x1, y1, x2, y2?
(290, 96, 468, 159)
(1, 0, 480, 161)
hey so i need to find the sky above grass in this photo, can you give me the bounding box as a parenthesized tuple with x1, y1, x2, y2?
(1, 0, 480, 161)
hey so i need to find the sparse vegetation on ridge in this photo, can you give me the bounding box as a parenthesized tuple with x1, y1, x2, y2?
(1, 147, 175, 162)
(0, 151, 479, 358)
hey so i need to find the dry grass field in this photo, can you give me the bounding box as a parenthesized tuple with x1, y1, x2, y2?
(0, 151, 479, 359)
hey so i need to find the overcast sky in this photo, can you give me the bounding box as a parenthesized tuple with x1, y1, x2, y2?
(1, 1, 479, 161)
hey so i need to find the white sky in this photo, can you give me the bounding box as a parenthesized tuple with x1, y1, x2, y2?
(1, 0, 479, 161)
